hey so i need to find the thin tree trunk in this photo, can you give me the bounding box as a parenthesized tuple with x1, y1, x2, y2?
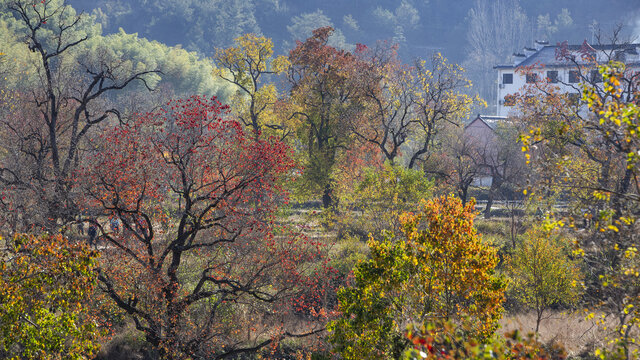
(510, 204, 517, 248)
(484, 176, 501, 219)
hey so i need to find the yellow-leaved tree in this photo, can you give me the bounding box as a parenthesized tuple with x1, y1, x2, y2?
(0, 234, 101, 359)
(328, 195, 505, 360)
(407, 53, 484, 169)
(213, 34, 291, 140)
(506, 223, 583, 334)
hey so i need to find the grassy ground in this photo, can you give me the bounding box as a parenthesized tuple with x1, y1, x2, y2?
(93, 202, 610, 358)
(500, 310, 616, 358)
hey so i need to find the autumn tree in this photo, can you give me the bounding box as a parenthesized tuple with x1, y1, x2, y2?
(342, 49, 481, 171)
(0, 0, 158, 231)
(506, 224, 582, 334)
(516, 35, 639, 217)
(287, 27, 363, 208)
(328, 195, 505, 360)
(479, 122, 527, 218)
(579, 61, 640, 360)
(213, 33, 291, 139)
(0, 233, 101, 359)
(423, 117, 525, 218)
(335, 161, 433, 240)
(516, 37, 640, 357)
(432, 124, 486, 204)
(409, 53, 480, 169)
(80, 96, 330, 359)
(350, 42, 418, 164)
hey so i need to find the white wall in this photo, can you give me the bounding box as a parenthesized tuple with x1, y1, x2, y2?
(496, 64, 640, 117)
(496, 68, 581, 117)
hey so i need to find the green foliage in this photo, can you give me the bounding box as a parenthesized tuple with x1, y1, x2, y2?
(94, 29, 235, 98)
(328, 195, 505, 360)
(0, 1, 232, 99)
(328, 233, 369, 277)
(0, 0, 100, 91)
(355, 162, 432, 207)
(294, 143, 340, 204)
(90, 0, 261, 53)
(0, 17, 37, 89)
(2, 0, 101, 52)
(506, 223, 582, 333)
(0, 234, 101, 359)
(336, 162, 433, 239)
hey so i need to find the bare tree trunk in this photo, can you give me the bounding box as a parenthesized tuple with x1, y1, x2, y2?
(322, 183, 334, 209)
(510, 203, 517, 248)
(484, 175, 502, 219)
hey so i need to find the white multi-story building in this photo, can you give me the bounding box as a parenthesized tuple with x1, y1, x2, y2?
(464, 41, 640, 189)
(494, 40, 640, 117)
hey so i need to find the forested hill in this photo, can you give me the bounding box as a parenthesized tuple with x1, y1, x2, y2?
(69, 0, 639, 63)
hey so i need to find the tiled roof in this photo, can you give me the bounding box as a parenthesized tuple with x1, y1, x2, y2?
(478, 115, 506, 130)
(494, 43, 640, 69)
(466, 114, 507, 130)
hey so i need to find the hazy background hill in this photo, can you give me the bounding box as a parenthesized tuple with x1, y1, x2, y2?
(67, 0, 640, 111)
(68, 0, 640, 61)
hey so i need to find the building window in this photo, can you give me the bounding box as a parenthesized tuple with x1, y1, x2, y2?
(502, 73, 513, 84)
(526, 73, 538, 83)
(547, 70, 559, 83)
(590, 69, 603, 83)
(569, 70, 580, 83)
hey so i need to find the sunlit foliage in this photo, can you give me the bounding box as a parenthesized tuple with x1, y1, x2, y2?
(0, 234, 101, 359)
(329, 195, 505, 360)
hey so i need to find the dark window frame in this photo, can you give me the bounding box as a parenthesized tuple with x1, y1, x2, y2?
(547, 70, 559, 83)
(568, 70, 580, 83)
(502, 73, 513, 84)
(526, 73, 538, 84)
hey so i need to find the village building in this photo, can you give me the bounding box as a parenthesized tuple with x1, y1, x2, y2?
(463, 41, 640, 187)
(463, 114, 507, 187)
(493, 41, 640, 117)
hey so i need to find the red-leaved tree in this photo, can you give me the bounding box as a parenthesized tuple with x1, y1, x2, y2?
(80, 96, 331, 359)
